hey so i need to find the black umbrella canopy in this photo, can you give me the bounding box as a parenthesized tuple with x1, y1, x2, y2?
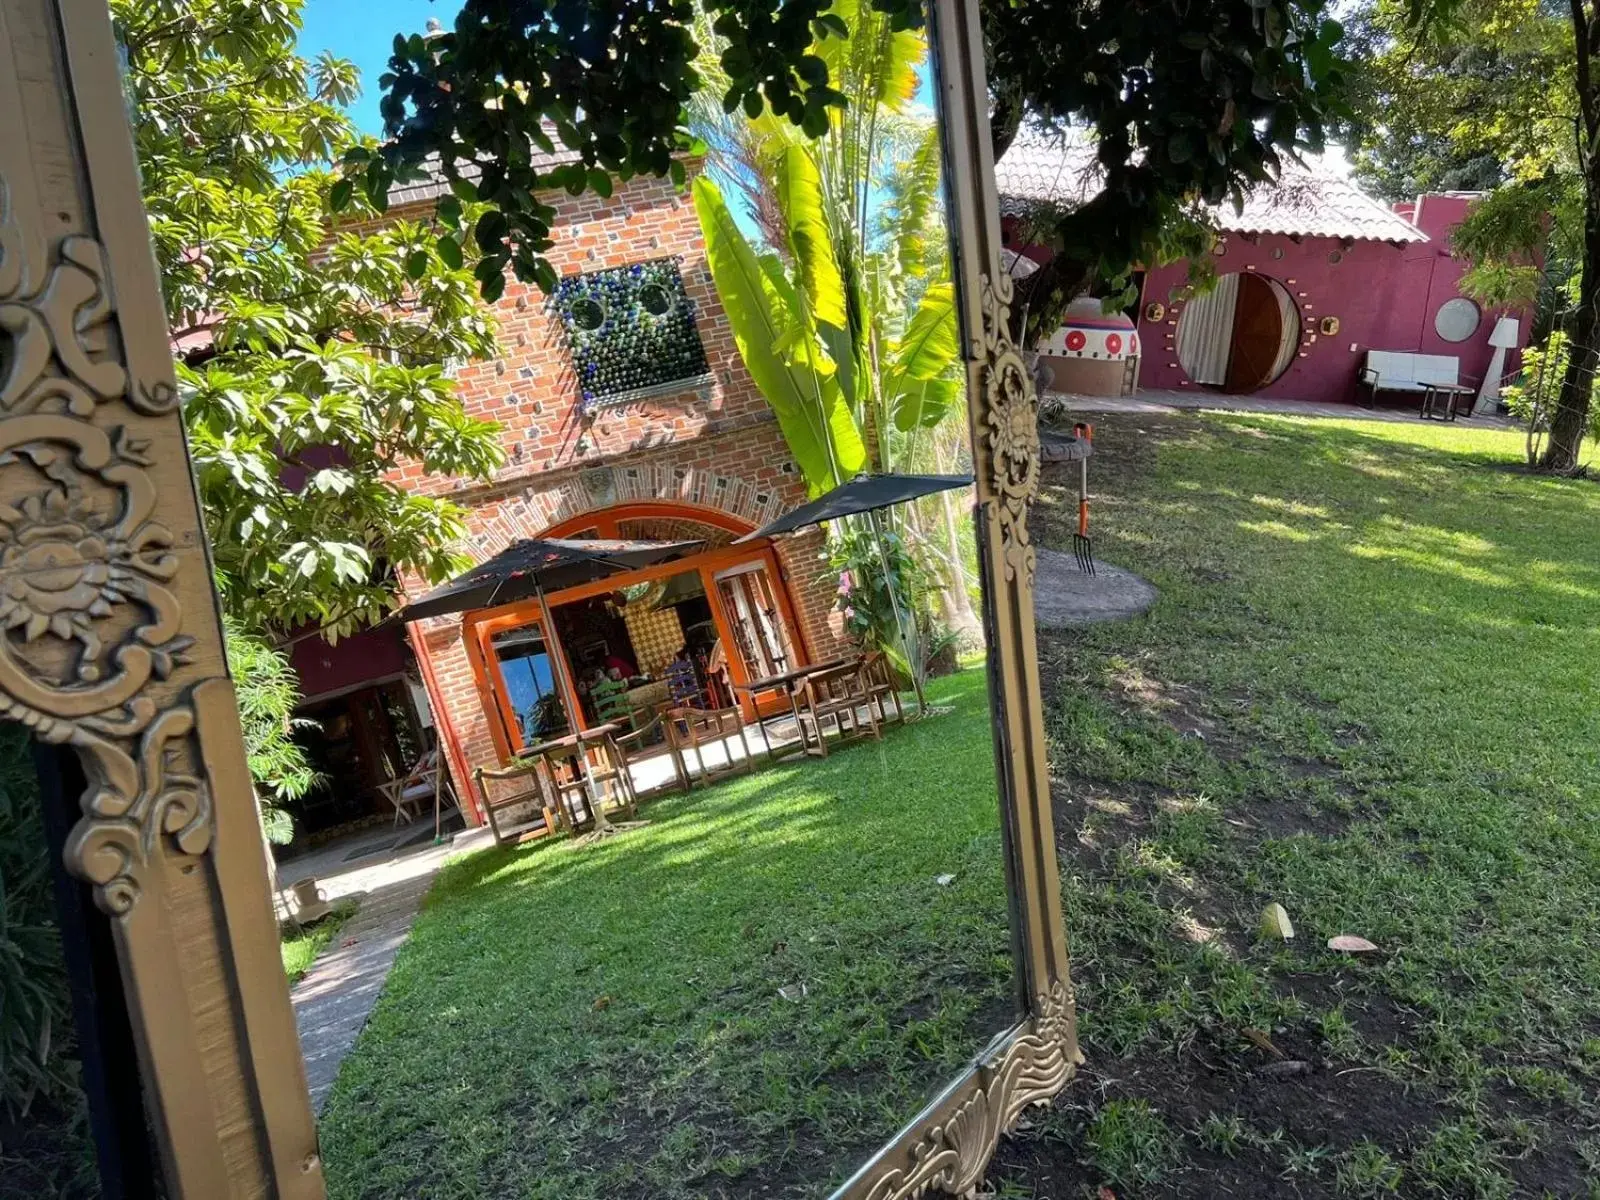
(735, 473, 973, 542)
(401, 537, 701, 621)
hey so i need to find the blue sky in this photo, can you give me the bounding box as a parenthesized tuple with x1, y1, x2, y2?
(300, 1, 461, 134)
(298, 1, 932, 135)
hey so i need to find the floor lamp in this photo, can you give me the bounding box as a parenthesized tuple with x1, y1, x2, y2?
(1476, 315, 1521, 415)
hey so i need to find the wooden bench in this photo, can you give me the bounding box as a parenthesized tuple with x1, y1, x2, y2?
(1360, 351, 1475, 418)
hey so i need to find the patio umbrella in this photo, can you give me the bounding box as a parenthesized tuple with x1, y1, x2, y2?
(737, 473, 973, 716)
(736, 473, 972, 542)
(401, 537, 700, 621)
(401, 537, 699, 768)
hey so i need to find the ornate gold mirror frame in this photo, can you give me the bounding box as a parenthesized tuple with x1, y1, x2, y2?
(0, 0, 1077, 1195)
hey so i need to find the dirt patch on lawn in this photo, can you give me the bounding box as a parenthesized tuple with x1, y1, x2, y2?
(986, 1026, 1447, 1199)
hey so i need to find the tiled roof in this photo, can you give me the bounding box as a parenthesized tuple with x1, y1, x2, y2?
(994, 129, 1428, 245)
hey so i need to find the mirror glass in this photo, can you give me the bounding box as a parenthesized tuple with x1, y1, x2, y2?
(109, 2, 1017, 1196)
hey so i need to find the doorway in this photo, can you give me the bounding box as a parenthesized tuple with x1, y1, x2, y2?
(291, 680, 424, 837)
(1175, 271, 1300, 393)
(714, 561, 796, 685)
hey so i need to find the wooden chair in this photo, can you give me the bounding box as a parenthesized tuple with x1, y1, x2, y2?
(378, 748, 448, 827)
(663, 655, 704, 708)
(590, 674, 634, 727)
(858, 651, 907, 727)
(576, 728, 639, 820)
(792, 661, 879, 758)
(473, 760, 558, 846)
(615, 714, 690, 797)
(663, 704, 754, 786)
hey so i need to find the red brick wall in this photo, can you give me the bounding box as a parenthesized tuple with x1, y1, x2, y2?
(382, 164, 851, 815)
(384, 162, 773, 499)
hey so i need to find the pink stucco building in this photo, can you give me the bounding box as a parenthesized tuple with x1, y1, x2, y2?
(996, 132, 1531, 407)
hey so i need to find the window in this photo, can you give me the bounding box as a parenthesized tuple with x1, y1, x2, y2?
(1434, 297, 1481, 344)
(553, 258, 711, 411)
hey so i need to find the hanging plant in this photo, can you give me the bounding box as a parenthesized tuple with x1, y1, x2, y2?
(552, 258, 711, 411)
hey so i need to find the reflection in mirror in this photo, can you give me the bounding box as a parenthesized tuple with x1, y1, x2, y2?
(112, 0, 1014, 1196)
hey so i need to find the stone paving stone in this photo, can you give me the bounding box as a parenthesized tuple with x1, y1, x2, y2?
(288, 828, 491, 1112)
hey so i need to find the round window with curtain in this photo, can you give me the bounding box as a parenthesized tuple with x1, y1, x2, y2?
(1174, 271, 1301, 394)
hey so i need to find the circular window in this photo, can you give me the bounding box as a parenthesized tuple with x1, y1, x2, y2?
(1175, 271, 1301, 393)
(639, 283, 673, 316)
(1434, 297, 1481, 343)
(571, 297, 606, 331)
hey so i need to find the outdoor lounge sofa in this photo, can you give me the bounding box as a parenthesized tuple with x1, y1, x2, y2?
(1360, 350, 1476, 418)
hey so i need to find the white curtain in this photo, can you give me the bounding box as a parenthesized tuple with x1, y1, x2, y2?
(1175, 273, 1240, 386)
(1268, 280, 1300, 384)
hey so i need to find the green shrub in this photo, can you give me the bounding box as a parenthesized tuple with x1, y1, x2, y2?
(0, 725, 74, 1119)
(0, 724, 97, 1198)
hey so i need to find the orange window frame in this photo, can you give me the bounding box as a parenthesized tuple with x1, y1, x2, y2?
(462, 539, 811, 761)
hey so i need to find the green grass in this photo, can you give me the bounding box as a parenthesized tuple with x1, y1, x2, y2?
(281, 901, 356, 987)
(318, 670, 1012, 1200)
(988, 413, 1600, 1197)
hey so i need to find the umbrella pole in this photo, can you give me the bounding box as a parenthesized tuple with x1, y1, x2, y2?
(867, 509, 927, 718)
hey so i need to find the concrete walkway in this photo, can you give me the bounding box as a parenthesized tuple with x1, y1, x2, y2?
(1045, 386, 1517, 428)
(285, 824, 491, 1111)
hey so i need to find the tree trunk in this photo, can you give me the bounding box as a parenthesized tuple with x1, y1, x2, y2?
(937, 483, 982, 643)
(1540, 209, 1600, 472)
(1549, 0, 1600, 473)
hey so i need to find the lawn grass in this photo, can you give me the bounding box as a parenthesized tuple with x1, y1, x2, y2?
(281, 901, 356, 987)
(318, 669, 1014, 1200)
(989, 413, 1600, 1199)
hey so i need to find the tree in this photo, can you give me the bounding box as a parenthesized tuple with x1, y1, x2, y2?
(343, 0, 1346, 348)
(981, 0, 1349, 340)
(116, 0, 506, 639)
(1342, 0, 1592, 471)
(690, 0, 960, 493)
(690, 2, 976, 646)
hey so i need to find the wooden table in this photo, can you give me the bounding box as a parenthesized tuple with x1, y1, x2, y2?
(1420, 383, 1476, 421)
(519, 723, 622, 833)
(731, 658, 853, 758)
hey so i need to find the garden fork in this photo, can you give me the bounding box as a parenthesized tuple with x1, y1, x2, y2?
(1072, 422, 1094, 575)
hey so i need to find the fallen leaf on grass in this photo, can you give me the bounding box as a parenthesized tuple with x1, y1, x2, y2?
(1258, 902, 1295, 941)
(1098, 1187, 1118, 1200)
(592, 995, 612, 1011)
(1243, 1027, 1284, 1058)
(935, 873, 956, 886)
(778, 982, 809, 1003)
(1328, 935, 1380, 953)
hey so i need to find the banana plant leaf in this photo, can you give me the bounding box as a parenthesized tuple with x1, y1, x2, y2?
(694, 176, 866, 494)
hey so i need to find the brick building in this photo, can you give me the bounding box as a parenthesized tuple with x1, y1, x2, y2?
(287, 157, 847, 832)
